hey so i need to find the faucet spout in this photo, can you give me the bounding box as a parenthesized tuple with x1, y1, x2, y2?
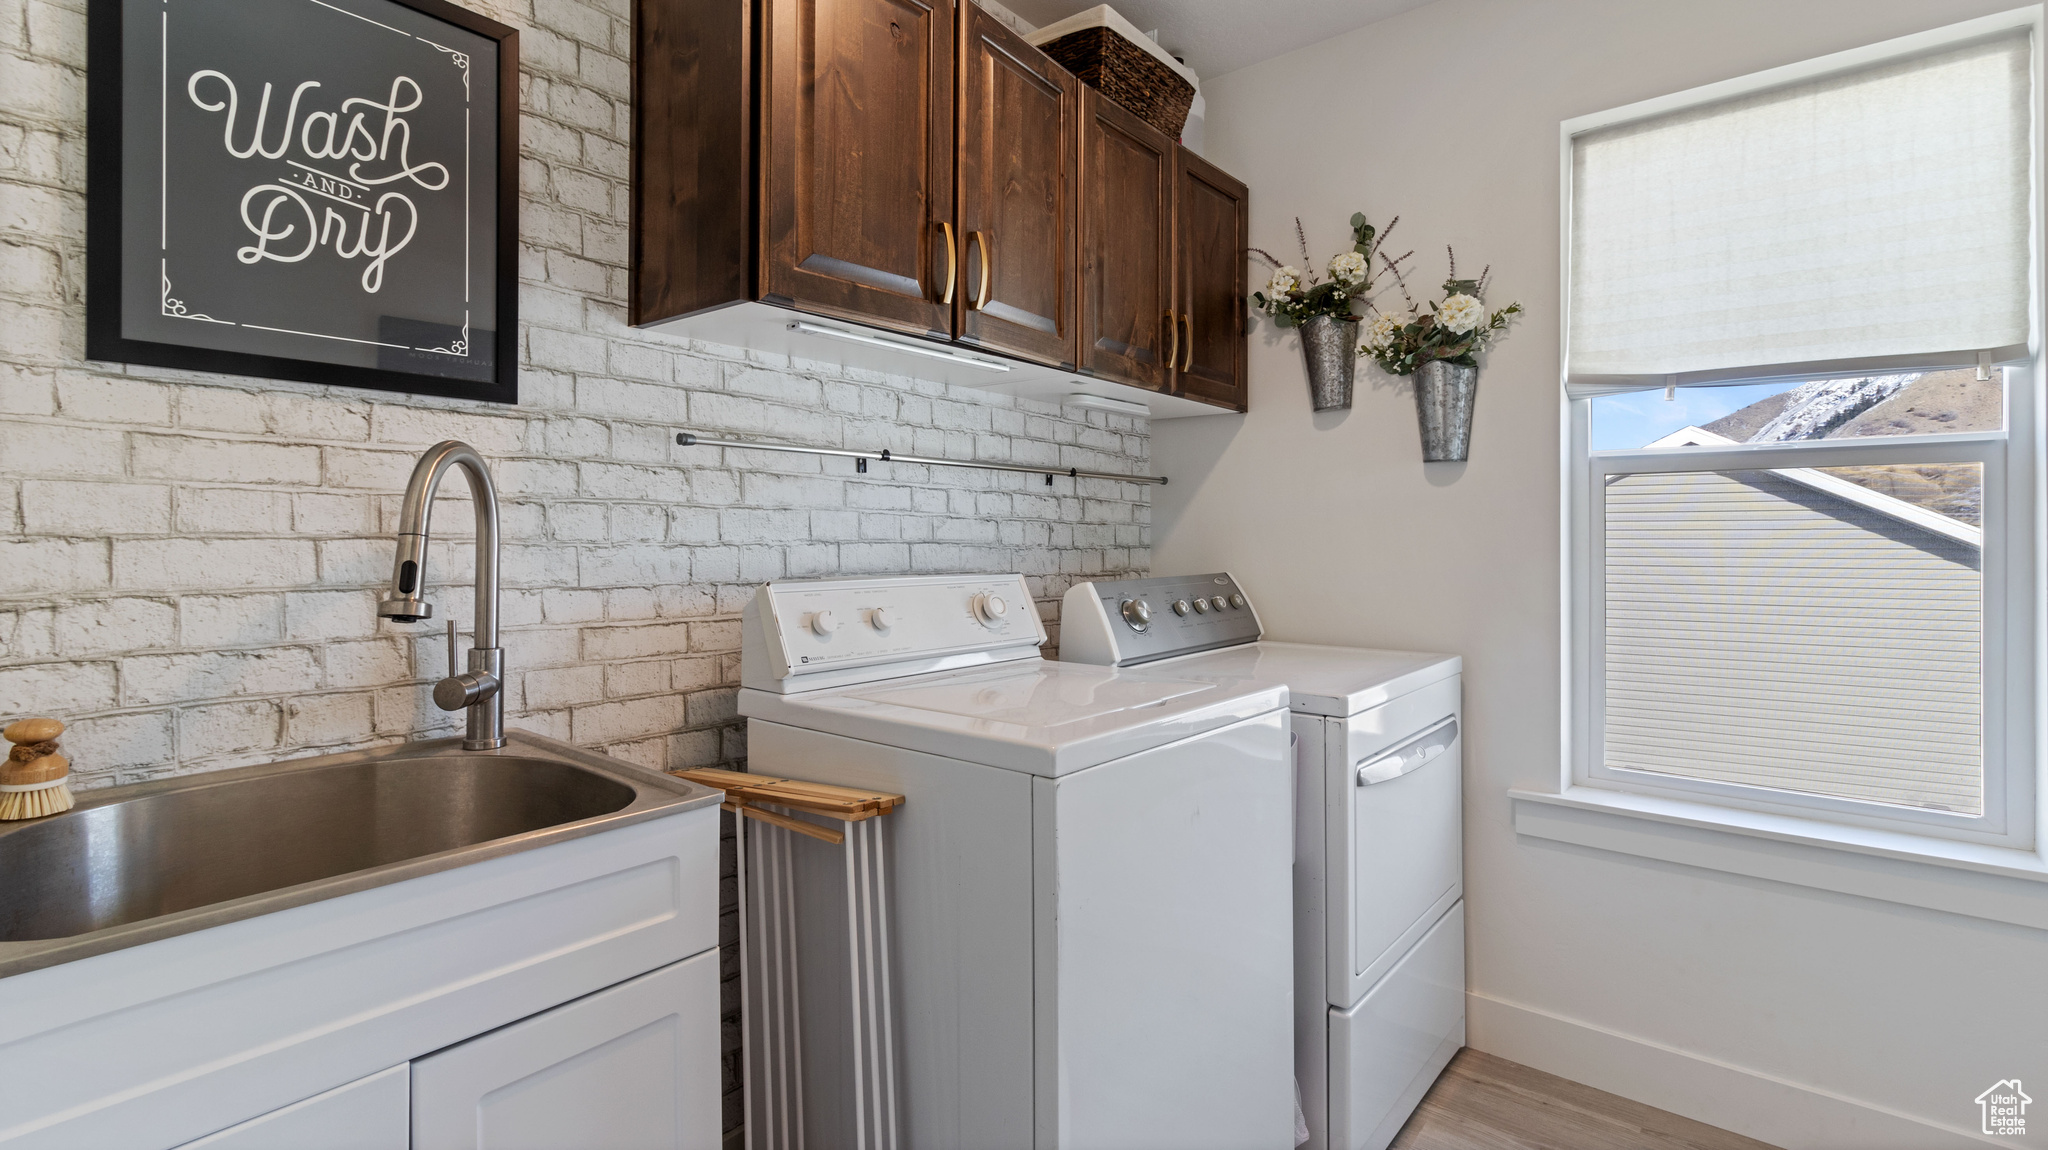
(378, 441, 505, 750)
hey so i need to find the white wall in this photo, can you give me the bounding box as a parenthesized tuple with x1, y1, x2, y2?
(1164, 2, 2045, 1147)
(0, 0, 1148, 1139)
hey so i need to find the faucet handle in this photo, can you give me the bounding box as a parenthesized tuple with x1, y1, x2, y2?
(434, 666, 501, 713)
(432, 618, 501, 713)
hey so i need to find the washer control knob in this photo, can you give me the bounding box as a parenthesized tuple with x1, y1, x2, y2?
(1230, 594, 1247, 609)
(1172, 599, 1191, 616)
(810, 609, 841, 636)
(1192, 598, 1210, 614)
(1120, 599, 1151, 631)
(869, 607, 895, 631)
(973, 593, 1009, 626)
(1211, 597, 1229, 612)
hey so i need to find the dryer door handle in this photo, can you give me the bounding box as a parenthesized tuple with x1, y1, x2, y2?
(1357, 716, 1459, 786)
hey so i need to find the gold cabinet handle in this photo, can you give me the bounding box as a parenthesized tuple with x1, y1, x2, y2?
(940, 221, 957, 305)
(1180, 313, 1194, 371)
(969, 231, 992, 310)
(1164, 310, 1178, 370)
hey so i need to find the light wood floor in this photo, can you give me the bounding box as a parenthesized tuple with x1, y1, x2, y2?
(1388, 1049, 1783, 1150)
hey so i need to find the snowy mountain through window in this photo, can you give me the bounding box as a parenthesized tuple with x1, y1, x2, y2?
(1595, 369, 1998, 526)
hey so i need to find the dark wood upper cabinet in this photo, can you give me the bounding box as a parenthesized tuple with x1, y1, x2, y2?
(632, 0, 1249, 414)
(1077, 88, 1175, 393)
(1172, 149, 1249, 411)
(955, 7, 1078, 369)
(631, 0, 752, 324)
(760, 0, 954, 337)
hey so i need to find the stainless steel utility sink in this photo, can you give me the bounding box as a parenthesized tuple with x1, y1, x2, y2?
(0, 730, 721, 977)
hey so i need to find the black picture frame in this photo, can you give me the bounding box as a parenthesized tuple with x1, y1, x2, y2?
(87, 0, 520, 404)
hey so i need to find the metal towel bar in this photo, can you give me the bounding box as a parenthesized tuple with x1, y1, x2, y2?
(676, 431, 1168, 486)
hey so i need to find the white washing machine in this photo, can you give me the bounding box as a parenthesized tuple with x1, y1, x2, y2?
(738, 573, 1298, 1150)
(1061, 573, 1465, 1150)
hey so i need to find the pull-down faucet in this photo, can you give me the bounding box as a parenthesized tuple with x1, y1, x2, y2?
(377, 440, 506, 750)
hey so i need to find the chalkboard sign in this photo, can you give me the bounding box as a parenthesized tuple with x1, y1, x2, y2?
(88, 0, 519, 404)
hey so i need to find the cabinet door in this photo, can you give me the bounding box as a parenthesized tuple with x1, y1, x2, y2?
(955, 4, 1078, 368)
(1174, 148, 1250, 411)
(1077, 88, 1175, 391)
(762, 0, 955, 337)
(411, 951, 721, 1150)
(176, 1065, 408, 1150)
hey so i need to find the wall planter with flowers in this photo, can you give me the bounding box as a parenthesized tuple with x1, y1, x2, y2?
(1361, 250, 1523, 461)
(1250, 214, 1402, 411)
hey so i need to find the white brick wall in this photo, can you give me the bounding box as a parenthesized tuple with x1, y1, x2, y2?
(0, 0, 1149, 784)
(0, 0, 1142, 1137)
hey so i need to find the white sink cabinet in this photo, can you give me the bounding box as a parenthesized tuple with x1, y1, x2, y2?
(174, 951, 721, 1150)
(177, 1066, 411, 1150)
(411, 950, 720, 1149)
(0, 800, 721, 1149)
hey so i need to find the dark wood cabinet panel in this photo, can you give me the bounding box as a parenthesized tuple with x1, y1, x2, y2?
(631, 0, 751, 325)
(1077, 89, 1174, 392)
(632, 0, 1250, 414)
(955, 6, 1077, 368)
(1173, 148, 1248, 410)
(761, 0, 955, 337)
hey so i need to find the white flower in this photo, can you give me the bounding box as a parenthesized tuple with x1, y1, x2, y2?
(1436, 293, 1483, 334)
(1363, 311, 1403, 350)
(1327, 251, 1368, 287)
(1267, 266, 1301, 297)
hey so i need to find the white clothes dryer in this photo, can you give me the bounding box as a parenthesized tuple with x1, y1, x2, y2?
(739, 574, 1297, 1150)
(1061, 573, 1465, 1150)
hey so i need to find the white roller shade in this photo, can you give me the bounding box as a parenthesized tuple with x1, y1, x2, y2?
(1568, 31, 2033, 389)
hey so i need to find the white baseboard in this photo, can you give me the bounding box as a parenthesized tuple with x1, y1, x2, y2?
(1465, 990, 2002, 1150)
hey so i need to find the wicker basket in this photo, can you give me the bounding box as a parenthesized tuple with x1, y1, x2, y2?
(1034, 23, 1195, 139)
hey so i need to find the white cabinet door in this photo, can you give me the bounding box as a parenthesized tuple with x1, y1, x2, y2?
(176, 1065, 407, 1149)
(412, 950, 720, 1150)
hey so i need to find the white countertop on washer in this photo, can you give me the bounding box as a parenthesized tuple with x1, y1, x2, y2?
(1129, 642, 1460, 717)
(739, 658, 1289, 776)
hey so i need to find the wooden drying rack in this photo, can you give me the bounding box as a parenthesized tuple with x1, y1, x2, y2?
(675, 766, 910, 1149)
(674, 768, 905, 845)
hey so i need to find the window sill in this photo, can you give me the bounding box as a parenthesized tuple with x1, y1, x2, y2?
(1509, 786, 2048, 930)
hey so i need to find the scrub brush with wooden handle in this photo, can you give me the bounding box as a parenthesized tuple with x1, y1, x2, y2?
(0, 718, 73, 820)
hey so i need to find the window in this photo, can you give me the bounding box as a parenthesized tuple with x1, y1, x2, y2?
(1563, 11, 2041, 849)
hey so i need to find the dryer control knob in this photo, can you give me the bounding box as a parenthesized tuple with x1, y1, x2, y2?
(1230, 594, 1247, 609)
(1211, 597, 1229, 612)
(973, 593, 1009, 626)
(810, 609, 841, 636)
(869, 607, 895, 631)
(1172, 599, 1191, 616)
(1192, 598, 1209, 614)
(1121, 599, 1151, 631)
